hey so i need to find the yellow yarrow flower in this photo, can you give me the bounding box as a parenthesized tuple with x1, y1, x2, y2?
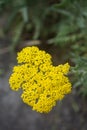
(9, 46, 72, 113)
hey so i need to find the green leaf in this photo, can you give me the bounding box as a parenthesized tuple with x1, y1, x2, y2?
(20, 6, 29, 23)
(11, 21, 25, 50)
(33, 18, 42, 40)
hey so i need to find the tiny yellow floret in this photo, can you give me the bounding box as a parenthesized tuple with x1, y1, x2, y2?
(9, 46, 72, 113)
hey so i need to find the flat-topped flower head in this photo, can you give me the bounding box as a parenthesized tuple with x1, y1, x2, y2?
(9, 46, 72, 113)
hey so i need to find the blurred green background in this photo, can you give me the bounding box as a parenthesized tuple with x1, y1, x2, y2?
(0, 0, 87, 130)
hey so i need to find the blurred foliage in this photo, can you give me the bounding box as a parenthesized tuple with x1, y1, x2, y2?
(70, 43, 87, 97)
(0, 0, 87, 96)
(0, 0, 87, 48)
(48, 0, 87, 46)
(71, 56, 87, 97)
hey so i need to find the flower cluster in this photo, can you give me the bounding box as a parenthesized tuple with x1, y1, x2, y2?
(9, 46, 71, 113)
